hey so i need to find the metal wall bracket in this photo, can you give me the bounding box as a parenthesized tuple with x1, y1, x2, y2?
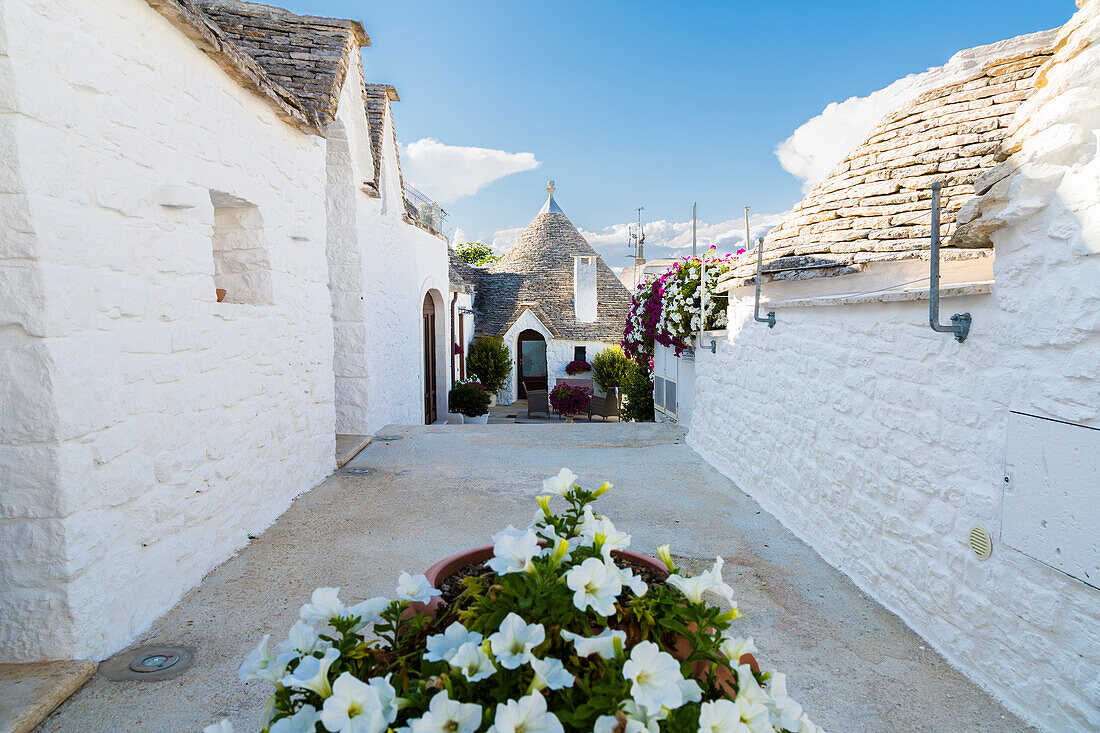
(929, 181, 971, 343)
(753, 237, 776, 328)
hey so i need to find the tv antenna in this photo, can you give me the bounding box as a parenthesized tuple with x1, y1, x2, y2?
(627, 206, 646, 290)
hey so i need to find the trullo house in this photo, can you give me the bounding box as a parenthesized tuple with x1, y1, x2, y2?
(0, 0, 467, 663)
(468, 182, 632, 404)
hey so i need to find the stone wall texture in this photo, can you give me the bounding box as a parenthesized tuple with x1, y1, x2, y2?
(689, 4, 1100, 730)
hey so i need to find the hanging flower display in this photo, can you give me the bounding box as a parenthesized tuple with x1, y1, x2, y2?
(622, 248, 744, 367)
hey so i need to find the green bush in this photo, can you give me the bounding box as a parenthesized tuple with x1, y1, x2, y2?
(620, 360, 654, 422)
(455, 241, 501, 266)
(466, 338, 511, 394)
(591, 346, 631, 393)
(448, 381, 492, 417)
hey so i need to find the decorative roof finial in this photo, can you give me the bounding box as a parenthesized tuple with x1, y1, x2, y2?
(547, 180, 555, 196)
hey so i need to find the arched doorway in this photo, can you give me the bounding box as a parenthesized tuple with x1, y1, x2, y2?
(422, 293, 437, 424)
(516, 329, 547, 399)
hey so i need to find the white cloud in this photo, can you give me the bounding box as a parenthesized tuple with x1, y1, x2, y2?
(489, 210, 788, 266)
(401, 138, 540, 203)
(775, 30, 1056, 192)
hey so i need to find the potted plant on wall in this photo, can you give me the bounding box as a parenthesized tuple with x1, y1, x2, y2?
(225, 471, 825, 733)
(449, 380, 492, 424)
(466, 338, 511, 406)
(549, 383, 592, 422)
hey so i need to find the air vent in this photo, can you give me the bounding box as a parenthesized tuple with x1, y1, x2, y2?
(969, 525, 993, 560)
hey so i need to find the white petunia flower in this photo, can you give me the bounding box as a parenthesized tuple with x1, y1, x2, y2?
(767, 672, 804, 731)
(593, 715, 642, 733)
(530, 656, 575, 690)
(269, 705, 320, 733)
(396, 572, 441, 604)
(621, 640, 688, 715)
(541, 467, 578, 496)
(238, 635, 274, 682)
(300, 587, 344, 624)
(697, 699, 748, 733)
(449, 641, 495, 682)
(718, 635, 757, 664)
(203, 720, 234, 733)
(488, 613, 545, 669)
(678, 676, 703, 704)
(564, 557, 622, 617)
(425, 621, 483, 663)
(345, 597, 390, 631)
(612, 563, 648, 597)
(487, 526, 541, 575)
(618, 701, 667, 733)
(559, 628, 626, 660)
(280, 647, 339, 698)
(577, 507, 631, 558)
(278, 621, 329, 658)
(369, 674, 400, 726)
(408, 690, 482, 733)
(320, 672, 388, 733)
(487, 693, 564, 733)
(666, 556, 737, 608)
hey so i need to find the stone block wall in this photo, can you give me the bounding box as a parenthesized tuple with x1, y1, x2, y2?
(0, 0, 335, 661)
(689, 5, 1100, 729)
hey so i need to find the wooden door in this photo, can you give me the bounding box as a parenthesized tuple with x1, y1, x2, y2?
(516, 329, 547, 399)
(423, 294, 437, 424)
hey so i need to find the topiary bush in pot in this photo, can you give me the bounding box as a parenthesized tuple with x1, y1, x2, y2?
(591, 346, 631, 408)
(466, 338, 511, 396)
(449, 381, 492, 422)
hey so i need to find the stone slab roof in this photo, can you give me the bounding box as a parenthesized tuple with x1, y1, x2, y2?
(448, 249, 479, 293)
(195, 0, 369, 127)
(474, 198, 631, 342)
(720, 39, 1056, 288)
(143, 0, 318, 132)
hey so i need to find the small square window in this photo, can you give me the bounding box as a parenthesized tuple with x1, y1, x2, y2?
(574, 346, 586, 362)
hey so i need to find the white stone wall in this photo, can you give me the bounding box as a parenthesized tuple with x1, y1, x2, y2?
(688, 6, 1100, 729)
(326, 61, 451, 433)
(0, 0, 335, 662)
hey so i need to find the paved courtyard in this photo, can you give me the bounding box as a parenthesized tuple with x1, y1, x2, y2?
(44, 423, 1034, 732)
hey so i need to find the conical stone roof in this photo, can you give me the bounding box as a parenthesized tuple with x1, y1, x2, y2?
(473, 187, 631, 341)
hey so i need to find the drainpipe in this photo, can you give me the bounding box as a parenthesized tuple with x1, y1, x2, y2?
(450, 291, 458, 386)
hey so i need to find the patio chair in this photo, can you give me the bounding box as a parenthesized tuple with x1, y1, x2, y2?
(527, 389, 551, 418)
(587, 388, 620, 421)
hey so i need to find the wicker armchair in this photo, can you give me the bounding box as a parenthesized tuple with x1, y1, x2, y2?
(526, 389, 551, 418)
(587, 388, 620, 421)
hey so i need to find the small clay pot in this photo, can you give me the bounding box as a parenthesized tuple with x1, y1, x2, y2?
(216, 288, 227, 303)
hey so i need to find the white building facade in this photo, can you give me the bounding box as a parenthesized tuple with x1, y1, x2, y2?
(688, 7, 1100, 730)
(0, 0, 454, 663)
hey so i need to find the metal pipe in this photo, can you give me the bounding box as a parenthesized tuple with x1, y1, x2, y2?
(928, 181, 972, 343)
(753, 233, 776, 328)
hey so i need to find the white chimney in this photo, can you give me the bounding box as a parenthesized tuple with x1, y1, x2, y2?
(573, 255, 597, 323)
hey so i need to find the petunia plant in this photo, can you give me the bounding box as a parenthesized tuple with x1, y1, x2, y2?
(622, 247, 744, 368)
(217, 469, 824, 733)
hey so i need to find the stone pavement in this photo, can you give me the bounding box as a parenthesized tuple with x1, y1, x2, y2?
(43, 423, 1035, 732)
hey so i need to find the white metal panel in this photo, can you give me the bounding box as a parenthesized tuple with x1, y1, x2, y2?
(1003, 411, 1100, 589)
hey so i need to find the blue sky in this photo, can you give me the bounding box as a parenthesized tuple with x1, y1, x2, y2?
(282, 0, 1074, 263)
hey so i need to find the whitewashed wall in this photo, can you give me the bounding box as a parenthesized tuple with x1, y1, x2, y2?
(688, 6, 1100, 730)
(326, 63, 450, 433)
(497, 310, 612, 404)
(0, 0, 335, 662)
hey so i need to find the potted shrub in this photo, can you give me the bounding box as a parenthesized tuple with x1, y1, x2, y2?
(565, 359, 592, 376)
(449, 381, 492, 424)
(466, 338, 511, 405)
(549, 383, 592, 423)
(225, 471, 825, 733)
(591, 346, 631, 409)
